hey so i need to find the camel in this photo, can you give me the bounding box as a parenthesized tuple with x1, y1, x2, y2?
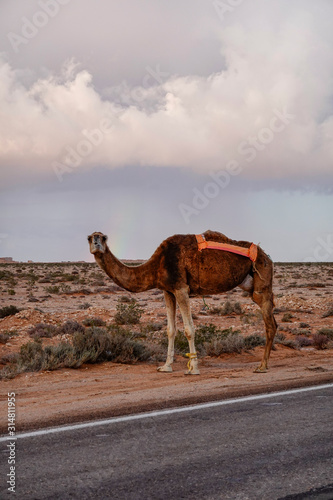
(88, 230, 277, 374)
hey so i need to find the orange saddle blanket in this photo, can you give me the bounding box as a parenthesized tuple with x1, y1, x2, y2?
(196, 234, 258, 262)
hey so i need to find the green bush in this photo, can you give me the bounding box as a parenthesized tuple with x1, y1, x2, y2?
(167, 324, 242, 356)
(243, 334, 266, 349)
(281, 312, 294, 322)
(43, 343, 74, 370)
(106, 326, 152, 363)
(274, 333, 297, 349)
(164, 324, 227, 355)
(140, 322, 164, 337)
(82, 317, 106, 327)
(171, 330, 190, 354)
(19, 341, 44, 371)
(205, 332, 245, 356)
(78, 302, 92, 310)
(0, 270, 10, 280)
(114, 299, 143, 325)
(119, 295, 133, 303)
(45, 285, 60, 294)
(0, 305, 20, 318)
(317, 327, 333, 340)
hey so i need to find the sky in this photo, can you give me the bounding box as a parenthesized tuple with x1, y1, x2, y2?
(0, 0, 332, 262)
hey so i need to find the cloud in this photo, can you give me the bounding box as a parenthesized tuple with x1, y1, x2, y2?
(0, 1, 333, 189)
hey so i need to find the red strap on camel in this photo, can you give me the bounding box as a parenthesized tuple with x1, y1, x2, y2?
(196, 234, 258, 262)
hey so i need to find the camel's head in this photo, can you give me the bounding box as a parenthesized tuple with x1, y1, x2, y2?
(87, 232, 108, 255)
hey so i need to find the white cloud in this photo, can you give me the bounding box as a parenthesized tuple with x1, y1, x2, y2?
(0, 1, 333, 188)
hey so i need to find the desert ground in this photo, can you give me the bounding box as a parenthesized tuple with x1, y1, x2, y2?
(0, 260, 332, 433)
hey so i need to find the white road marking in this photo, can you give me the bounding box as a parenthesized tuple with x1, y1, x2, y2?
(1, 383, 332, 442)
(261, 402, 283, 406)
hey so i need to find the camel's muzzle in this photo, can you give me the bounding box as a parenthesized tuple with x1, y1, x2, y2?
(89, 237, 104, 254)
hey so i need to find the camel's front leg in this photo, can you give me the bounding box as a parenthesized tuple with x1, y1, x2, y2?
(157, 291, 176, 373)
(174, 287, 200, 375)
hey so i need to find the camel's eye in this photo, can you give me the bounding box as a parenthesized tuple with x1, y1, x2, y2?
(88, 236, 92, 242)
(102, 235, 107, 242)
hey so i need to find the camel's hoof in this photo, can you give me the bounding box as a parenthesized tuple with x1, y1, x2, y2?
(254, 366, 268, 373)
(157, 365, 172, 373)
(184, 369, 200, 375)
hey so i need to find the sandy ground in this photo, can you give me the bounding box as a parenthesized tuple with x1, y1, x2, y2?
(0, 261, 332, 433)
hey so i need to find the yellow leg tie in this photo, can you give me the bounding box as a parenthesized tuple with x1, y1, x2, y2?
(186, 353, 198, 372)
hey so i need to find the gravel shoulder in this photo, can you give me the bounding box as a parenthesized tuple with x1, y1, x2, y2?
(1, 347, 332, 434)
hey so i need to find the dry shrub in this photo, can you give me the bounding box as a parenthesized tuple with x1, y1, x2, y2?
(82, 317, 106, 327)
(119, 295, 133, 303)
(205, 332, 245, 356)
(322, 308, 333, 318)
(78, 302, 92, 310)
(209, 301, 242, 316)
(312, 333, 329, 350)
(140, 322, 164, 337)
(45, 285, 60, 294)
(43, 343, 74, 370)
(0, 333, 10, 344)
(243, 334, 266, 350)
(0, 364, 18, 380)
(159, 324, 235, 355)
(58, 320, 85, 335)
(0, 305, 20, 318)
(317, 327, 333, 340)
(0, 326, 152, 378)
(106, 326, 151, 363)
(166, 325, 262, 357)
(28, 323, 59, 339)
(281, 312, 294, 322)
(69, 327, 113, 366)
(295, 335, 314, 348)
(114, 299, 143, 325)
(274, 333, 297, 349)
(18, 341, 44, 371)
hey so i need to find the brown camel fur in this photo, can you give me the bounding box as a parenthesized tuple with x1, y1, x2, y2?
(88, 230, 277, 374)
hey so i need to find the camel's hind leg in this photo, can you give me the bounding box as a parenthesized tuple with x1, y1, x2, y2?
(157, 291, 176, 373)
(252, 263, 277, 373)
(174, 287, 200, 375)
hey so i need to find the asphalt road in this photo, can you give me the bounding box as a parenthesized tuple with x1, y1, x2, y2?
(1, 385, 333, 500)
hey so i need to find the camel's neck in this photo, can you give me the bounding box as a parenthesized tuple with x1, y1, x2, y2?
(94, 247, 157, 292)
